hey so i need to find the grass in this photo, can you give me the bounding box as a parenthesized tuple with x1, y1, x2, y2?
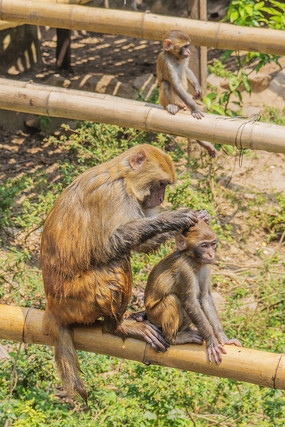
(0, 122, 284, 426)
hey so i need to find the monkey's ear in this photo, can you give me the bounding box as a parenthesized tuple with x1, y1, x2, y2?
(130, 149, 147, 170)
(175, 233, 187, 251)
(163, 39, 173, 51)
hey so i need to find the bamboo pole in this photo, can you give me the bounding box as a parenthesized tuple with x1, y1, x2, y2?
(0, 305, 284, 389)
(0, 78, 285, 154)
(0, 1, 285, 55)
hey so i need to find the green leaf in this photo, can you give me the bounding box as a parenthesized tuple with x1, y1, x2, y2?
(222, 50, 234, 62)
(204, 97, 212, 110)
(229, 76, 241, 91)
(212, 105, 226, 115)
(245, 5, 253, 16)
(207, 92, 217, 101)
(254, 1, 264, 10)
(242, 74, 251, 93)
(230, 10, 239, 22)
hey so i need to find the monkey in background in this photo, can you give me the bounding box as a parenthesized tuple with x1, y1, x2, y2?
(41, 144, 207, 401)
(157, 30, 217, 158)
(144, 219, 242, 364)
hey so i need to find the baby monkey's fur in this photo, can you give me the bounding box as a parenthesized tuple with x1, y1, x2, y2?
(145, 219, 241, 364)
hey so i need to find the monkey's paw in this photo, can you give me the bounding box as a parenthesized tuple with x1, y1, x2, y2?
(193, 89, 202, 100)
(192, 110, 204, 120)
(166, 104, 180, 115)
(196, 209, 210, 224)
(218, 335, 242, 347)
(139, 321, 170, 352)
(207, 341, 227, 365)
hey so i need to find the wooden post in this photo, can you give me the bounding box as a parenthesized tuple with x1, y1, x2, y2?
(56, 28, 71, 70)
(188, 0, 207, 94)
(0, 305, 284, 389)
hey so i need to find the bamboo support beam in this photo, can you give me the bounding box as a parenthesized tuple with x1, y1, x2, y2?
(0, 305, 284, 389)
(1, 1, 285, 55)
(0, 78, 285, 154)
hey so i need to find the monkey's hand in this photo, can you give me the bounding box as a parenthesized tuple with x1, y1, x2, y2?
(161, 209, 198, 231)
(191, 108, 204, 120)
(193, 87, 202, 100)
(131, 310, 148, 322)
(195, 209, 211, 224)
(206, 340, 227, 364)
(217, 333, 242, 347)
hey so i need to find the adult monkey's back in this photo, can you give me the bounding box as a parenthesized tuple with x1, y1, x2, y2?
(40, 144, 198, 402)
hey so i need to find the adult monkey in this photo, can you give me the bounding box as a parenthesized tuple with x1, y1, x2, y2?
(41, 144, 204, 402)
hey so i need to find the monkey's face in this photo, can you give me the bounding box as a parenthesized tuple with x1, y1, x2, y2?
(179, 43, 191, 59)
(142, 180, 169, 209)
(194, 240, 217, 264)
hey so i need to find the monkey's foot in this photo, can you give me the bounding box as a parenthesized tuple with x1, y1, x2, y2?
(175, 330, 204, 345)
(114, 318, 170, 352)
(196, 140, 217, 158)
(166, 104, 180, 115)
(218, 334, 242, 347)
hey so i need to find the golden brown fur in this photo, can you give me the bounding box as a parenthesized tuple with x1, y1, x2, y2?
(156, 30, 217, 157)
(41, 144, 199, 400)
(156, 30, 203, 118)
(145, 219, 242, 364)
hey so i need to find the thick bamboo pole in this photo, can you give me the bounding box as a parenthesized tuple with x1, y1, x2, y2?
(0, 78, 285, 154)
(1, 1, 285, 55)
(0, 305, 284, 389)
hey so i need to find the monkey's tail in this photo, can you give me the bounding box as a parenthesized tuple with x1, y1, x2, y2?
(43, 310, 88, 403)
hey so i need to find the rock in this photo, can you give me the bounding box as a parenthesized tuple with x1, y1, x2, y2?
(268, 68, 285, 99)
(208, 71, 271, 93)
(248, 71, 272, 92)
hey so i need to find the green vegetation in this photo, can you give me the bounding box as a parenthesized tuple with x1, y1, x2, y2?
(0, 121, 284, 426)
(205, 0, 285, 116)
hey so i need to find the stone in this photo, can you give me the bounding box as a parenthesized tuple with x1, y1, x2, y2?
(248, 71, 272, 92)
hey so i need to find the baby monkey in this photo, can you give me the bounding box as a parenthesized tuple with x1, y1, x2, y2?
(157, 30, 217, 157)
(157, 29, 204, 119)
(144, 219, 241, 364)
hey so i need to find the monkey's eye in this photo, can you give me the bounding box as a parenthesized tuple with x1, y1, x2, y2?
(159, 180, 169, 188)
(200, 243, 208, 249)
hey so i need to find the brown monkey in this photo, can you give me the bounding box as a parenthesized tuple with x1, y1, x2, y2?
(157, 30, 204, 119)
(41, 144, 201, 401)
(144, 219, 242, 364)
(157, 30, 217, 158)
